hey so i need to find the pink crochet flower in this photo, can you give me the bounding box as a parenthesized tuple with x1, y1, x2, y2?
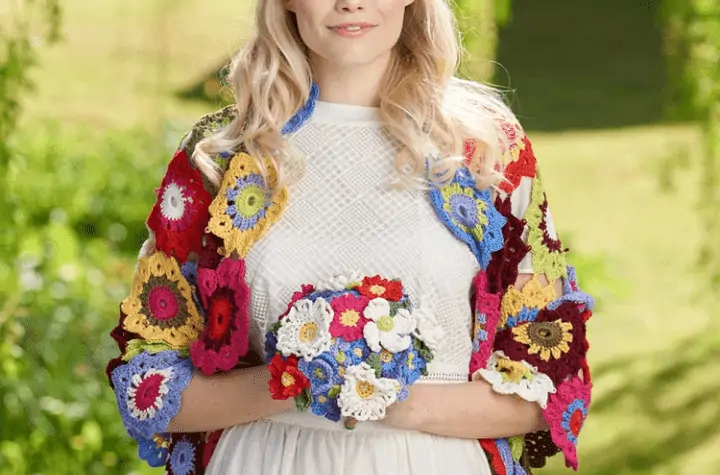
(190, 258, 250, 375)
(543, 376, 592, 470)
(329, 293, 370, 341)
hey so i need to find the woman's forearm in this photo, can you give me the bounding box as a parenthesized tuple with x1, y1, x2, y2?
(405, 381, 547, 439)
(166, 365, 294, 433)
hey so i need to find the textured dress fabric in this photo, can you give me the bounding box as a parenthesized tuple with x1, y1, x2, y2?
(206, 101, 501, 475)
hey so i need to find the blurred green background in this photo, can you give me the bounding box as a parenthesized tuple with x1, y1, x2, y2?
(1, 0, 719, 474)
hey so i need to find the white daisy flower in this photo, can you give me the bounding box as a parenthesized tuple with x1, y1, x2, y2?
(276, 298, 334, 361)
(410, 302, 444, 354)
(338, 363, 398, 421)
(316, 272, 365, 292)
(472, 351, 556, 409)
(363, 298, 416, 353)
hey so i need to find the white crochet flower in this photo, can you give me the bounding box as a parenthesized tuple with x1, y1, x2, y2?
(363, 298, 416, 353)
(338, 363, 398, 421)
(276, 298, 334, 361)
(410, 303, 444, 354)
(316, 271, 365, 292)
(472, 351, 556, 409)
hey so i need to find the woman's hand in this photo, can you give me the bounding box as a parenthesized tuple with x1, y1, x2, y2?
(381, 385, 428, 431)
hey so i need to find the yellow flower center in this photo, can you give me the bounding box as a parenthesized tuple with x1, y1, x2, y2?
(497, 358, 530, 383)
(281, 372, 295, 387)
(353, 347, 363, 357)
(313, 368, 327, 380)
(407, 352, 415, 370)
(340, 309, 360, 327)
(369, 285, 386, 296)
(377, 315, 394, 332)
(380, 349, 393, 363)
(299, 322, 318, 342)
(338, 366, 345, 377)
(356, 380, 375, 399)
(317, 395, 328, 403)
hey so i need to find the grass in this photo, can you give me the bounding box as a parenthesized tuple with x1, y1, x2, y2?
(11, 0, 719, 473)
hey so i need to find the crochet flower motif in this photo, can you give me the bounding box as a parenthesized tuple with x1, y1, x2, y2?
(334, 337, 370, 367)
(499, 135, 537, 194)
(317, 271, 365, 292)
(410, 305, 444, 353)
(363, 298, 417, 353)
(430, 168, 507, 269)
(499, 274, 557, 330)
(338, 362, 398, 421)
(357, 275, 404, 301)
(543, 376, 591, 470)
(166, 433, 202, 475)
(121, 252, 204, 349)
(525, 172, 567, 281)
(549, 264, 596, 313)
(298, 352, 342, 396)
(110, 351, 193, 440)
(147, 149, 212, 263)
(207, 153, 288, 259)
(472, 351, 556, 409)
(137, 433, 170, 468)
(190, 257, 250, 375)
(268, 354, 311, 399)
(329, 293, 370, 341)
(494, 302, 587, 386)
(276, 298, 334, 361)
(486, 195, 532, 294)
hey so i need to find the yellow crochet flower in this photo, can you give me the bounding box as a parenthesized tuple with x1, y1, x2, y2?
(499, 274, 557, 329)
(511, 319, 573, 362)
(121, 252, 204, 349)
(207, 152, 288, 258)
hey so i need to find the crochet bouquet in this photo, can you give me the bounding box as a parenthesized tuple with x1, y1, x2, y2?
(265, 274, 442, 425)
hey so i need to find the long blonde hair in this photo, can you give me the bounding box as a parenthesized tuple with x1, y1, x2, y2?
(193, 0, 513, 193)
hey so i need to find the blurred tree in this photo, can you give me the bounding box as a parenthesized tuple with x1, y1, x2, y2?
(661, 0, 720, 290)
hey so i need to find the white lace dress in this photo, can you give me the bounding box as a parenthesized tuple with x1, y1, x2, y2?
(206, 101, 492, 475)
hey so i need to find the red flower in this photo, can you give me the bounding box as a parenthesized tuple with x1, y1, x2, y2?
(190, 258, 250, 375)
(147, 150, 213, 263)
(198, 233, 224, 270)
(268, 354, 310, 400)
(499, 136, 537, 194)
(357, 275, 403, 301)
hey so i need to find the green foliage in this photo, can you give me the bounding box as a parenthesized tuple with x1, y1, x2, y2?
(661, 0, 720, 290)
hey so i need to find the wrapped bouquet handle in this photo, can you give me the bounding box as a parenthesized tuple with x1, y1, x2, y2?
(265, 273, 442, 425)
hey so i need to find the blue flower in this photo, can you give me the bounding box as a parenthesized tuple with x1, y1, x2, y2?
(137, 434, 169, 468)
(264, 331, 278, 363)
(310, 390, 342, 422)
(561, 398, 588, 445)
(399, 348, 425, 386)
(298, 352, 341, 395)
(169, 438, 196, 475)
(379, 349, 405, 379)
(335, 337, 370, 366)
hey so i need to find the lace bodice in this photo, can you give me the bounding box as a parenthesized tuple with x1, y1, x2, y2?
(244, 101, 480, 381)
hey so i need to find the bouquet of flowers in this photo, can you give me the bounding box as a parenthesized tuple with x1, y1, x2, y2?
(265, 273, 443, 425)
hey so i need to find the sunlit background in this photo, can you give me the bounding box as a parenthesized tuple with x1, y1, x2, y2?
(1, 0, 719, 474)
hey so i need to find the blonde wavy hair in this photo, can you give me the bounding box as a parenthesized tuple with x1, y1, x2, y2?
(193, 0, 514, 194)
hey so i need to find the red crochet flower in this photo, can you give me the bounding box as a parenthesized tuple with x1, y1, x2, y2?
(329, 293, 370, 341)
(493, 301, 587, 386)
(499, 136, 537, 194)
(543, 376, 591, 470)
(147, 150, 213, 263)
(190, 258, 250, 375)
(268, 354, 310, 400)
(357, 275, 403, 301)
(198, 233, 224, 270)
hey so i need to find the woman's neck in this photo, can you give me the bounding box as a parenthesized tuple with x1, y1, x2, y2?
(309, 50, 392, 107)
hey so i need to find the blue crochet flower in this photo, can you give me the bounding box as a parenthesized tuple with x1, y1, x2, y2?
(429, 168, 507, 270)
(496, 438, 529, 475)
(310, 390, 342, 422)
(334, 337, 370, 366)
(110, 351, 193, 439)
(281, 82, 320, 135)
(299, 352, 341, 395)
(169, 438, 197, 475)
(226, 173, 268, 231)
(264, 331, 278, 363)
(137, 434, 169, 468)
(399, 348, 425, 386)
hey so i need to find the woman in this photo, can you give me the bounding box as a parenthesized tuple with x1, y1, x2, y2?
(106, 1, 594, 474)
